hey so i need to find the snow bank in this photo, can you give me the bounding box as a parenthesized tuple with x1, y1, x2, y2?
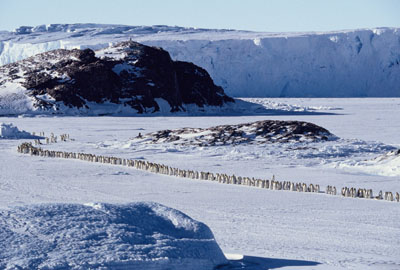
(335, 149, 400, 177)
(240, 98, 341, 112)
(0, 123, 36, 139)
(0, 202, 227, 270)
(1, 24, 400, 97)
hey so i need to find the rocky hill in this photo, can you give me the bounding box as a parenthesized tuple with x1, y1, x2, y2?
(135, 120, 336, 146)
(0, 40, 233, 115)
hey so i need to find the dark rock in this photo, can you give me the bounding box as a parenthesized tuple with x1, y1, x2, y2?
(0, 41, 234, 114)
(139, 120, 336, 146)
(174, 61, 234, 107)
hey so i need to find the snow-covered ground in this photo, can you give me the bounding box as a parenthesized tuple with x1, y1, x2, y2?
(1, 24, 399, 97)
(1, 98, 400, 269)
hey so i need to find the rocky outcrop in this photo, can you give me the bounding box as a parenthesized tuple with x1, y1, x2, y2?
(0, 41, 233, 114)
(137, 120, 336, 146)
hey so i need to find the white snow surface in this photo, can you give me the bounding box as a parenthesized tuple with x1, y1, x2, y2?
(1, 24, 400, 97)
(0, 202, 227, 270)
(1, 98, 400, 269)
(335, 149, 400, 177)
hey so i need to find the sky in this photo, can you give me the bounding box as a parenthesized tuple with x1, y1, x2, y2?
(0, 0, 399, 32)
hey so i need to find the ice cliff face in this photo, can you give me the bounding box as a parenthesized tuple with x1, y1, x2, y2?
(0, 24, 399, 97)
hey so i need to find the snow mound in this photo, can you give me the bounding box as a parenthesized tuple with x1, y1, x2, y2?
(0, 202, 228, 270)
(335, 149, 400, 177)
(0, 123, 37, 139)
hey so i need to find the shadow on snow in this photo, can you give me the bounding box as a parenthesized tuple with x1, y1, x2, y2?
(217, 255, 321, 270)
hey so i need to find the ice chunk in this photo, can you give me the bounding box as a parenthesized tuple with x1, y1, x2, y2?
(0, 122, 36, 139)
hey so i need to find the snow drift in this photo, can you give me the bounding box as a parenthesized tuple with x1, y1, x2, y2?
(0, 122, 37, 139)
(0, 202, 227, 270)
(0, 24, 399, 97)
(336, 149, 400, 177)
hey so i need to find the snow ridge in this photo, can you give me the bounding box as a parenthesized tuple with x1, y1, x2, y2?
(335, 149, 400, 177)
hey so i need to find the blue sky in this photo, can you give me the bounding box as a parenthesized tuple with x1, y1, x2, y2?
(1, 0, 399, 32)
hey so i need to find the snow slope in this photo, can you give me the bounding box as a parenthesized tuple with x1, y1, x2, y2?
(1, 24, 400, 97)
(0, 202, 227, 270)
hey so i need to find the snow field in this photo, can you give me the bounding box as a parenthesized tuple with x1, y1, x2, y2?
(0, 98, 399, 269)
(1, 143, 399, 269)
(16, 142, 400, 203)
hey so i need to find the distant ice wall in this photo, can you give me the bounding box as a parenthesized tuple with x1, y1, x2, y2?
(1, 25, 399, 97)
(145, 29, 400, 97)
(0, 40, 65, 65)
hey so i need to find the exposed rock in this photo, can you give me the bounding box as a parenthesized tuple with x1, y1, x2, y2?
(137, 120, 336, 146)
(0, 41, 234, 114)
(173, 61, 230, 107)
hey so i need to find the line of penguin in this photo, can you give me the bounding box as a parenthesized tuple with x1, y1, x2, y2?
(32, 132, 71, 145)
(17, 142, 400, 203)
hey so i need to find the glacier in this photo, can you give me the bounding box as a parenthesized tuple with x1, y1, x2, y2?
(0, 24, 400, 97)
